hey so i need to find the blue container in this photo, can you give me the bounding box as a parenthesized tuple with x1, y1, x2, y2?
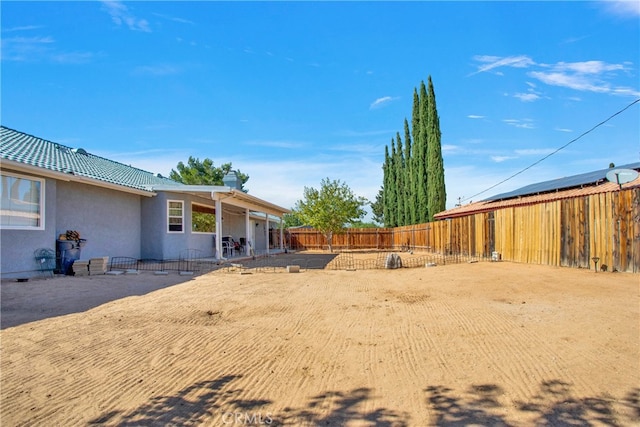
(57, 239, 86, 275)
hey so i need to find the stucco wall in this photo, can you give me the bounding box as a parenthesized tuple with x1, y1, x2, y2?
(141, 192, 217, 260)
(1, 173, 58, 279)
(55, 180, 143, 261)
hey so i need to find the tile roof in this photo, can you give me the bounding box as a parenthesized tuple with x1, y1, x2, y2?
(1, 126, 181, 192)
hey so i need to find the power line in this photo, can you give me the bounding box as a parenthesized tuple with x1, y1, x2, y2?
(460, 98, 640, 204)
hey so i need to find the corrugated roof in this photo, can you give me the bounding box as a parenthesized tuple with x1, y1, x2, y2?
(0, 126, 181, 192)
(435, 164, 640, 220)
(486, 162, 640, 201)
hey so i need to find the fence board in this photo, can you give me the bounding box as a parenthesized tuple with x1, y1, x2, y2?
(286, 188, 639, 272)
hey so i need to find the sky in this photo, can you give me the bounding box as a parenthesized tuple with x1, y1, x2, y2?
(2, 1, 639, 220)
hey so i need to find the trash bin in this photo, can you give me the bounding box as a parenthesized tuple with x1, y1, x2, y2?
(57, 239, 87, 275)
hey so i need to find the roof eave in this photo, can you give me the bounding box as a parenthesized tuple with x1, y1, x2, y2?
(1, 159, 157, 197)
(148, 184, 291, 216)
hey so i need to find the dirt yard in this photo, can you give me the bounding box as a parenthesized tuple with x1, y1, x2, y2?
(1, 253, 638, 426)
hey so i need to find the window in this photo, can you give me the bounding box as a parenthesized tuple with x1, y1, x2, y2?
(167, 200, 184, 232)
(192, 203, 216, 233)
(1, 172, 45, 230)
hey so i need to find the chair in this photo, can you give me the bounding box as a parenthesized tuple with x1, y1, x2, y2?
(222, 236, 233, 257)
(237, 238, 246, 255)
(34, 248, 56, 277)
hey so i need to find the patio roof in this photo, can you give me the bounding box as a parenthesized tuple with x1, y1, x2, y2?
(147, 184, 290, 218)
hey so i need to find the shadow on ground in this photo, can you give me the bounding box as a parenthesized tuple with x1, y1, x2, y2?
(237, 253, 340, 270)
(88, 374, 639, 426)
(0, 274, 193, 329)
(426, 381, 639, 427)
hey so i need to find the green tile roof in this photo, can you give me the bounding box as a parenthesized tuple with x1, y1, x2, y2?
(1, 126, 181, 192)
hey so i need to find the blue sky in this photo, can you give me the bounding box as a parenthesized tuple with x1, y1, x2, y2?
(2, 1, 639, 218)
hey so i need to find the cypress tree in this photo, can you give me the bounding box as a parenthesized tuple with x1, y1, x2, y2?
(426, 76, 446, 220)
(415, 81, 429, 223)
(387, 139, 398, 227)
(395, 132, 405, 227)
(410, 89, 420, 225)
(403, 118, 413, 225)
(382, 145, 391, 227)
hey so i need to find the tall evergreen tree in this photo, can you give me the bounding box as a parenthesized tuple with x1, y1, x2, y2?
(403, 118, 414, 225)
(382, 145, 391, 227)
(380, 76, 446, 227)
(410, 89, 421, 225)
(426, 76, 446, 219)
(394, 132, 405, 227)
(415, 81, 430, 223)
(387, 139, 398, 227)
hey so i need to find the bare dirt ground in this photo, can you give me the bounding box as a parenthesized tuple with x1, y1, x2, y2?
(1, 252, 638, 426)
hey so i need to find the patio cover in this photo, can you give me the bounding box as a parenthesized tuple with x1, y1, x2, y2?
(147, 184, 290, 259)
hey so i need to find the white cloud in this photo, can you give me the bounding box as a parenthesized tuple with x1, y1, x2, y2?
(600, 0, 640, 17)
(472, 53, 639, 97)
(470, 55, 535, 75)
(491, 156, 516, 163)
(1, 35, 54, 61)
(101, 1, 151, 32)
(2, 25, 44, 33)
(554, 127, 573, 133)
(51, 51, 97, 64)
(467, 115, 485, 119)
(528, 60, 639, 96)
(152, 12, 195, 25)
(513, 92, 541, 102)
(503, 118, 536, 129)
(369, 96, 397, 109)
(552, 60, 626, 74)
(529, 71, 610, 93)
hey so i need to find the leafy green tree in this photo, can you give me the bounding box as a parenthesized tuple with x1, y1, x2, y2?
(426, 76, 446, 219)
(294, 178, 367, 252)
(348, 220, 379, 228)
(170, 156, 249, 232)
(283, 211, 304, 228)
(170, 156, 249, 190)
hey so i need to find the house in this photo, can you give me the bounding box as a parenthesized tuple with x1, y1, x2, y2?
(0, 126, 290, 279)
(433, 162, 640, 272)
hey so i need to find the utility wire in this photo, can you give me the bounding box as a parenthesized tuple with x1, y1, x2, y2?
(460, 98, 640, 204)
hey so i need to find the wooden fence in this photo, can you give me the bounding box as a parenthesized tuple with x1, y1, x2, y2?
(287, 187, 640, 272)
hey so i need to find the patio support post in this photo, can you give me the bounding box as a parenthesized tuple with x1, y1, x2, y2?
(265, 212, 270, 256)
(244, 210, 251, 256)
(280, 217, 284, 251)
(215, 197, 223, 260)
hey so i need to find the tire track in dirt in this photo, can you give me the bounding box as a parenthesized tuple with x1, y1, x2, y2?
(434, 299, 601, 402)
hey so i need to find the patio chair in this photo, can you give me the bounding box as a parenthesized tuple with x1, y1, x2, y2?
(236, 238, 246, 255)
(222, 236, 233, 257)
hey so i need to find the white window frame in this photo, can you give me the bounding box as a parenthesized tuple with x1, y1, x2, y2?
(191, 202, 216, 234)
(167, 199, 184, 233)
(0, 171, 45, 230)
